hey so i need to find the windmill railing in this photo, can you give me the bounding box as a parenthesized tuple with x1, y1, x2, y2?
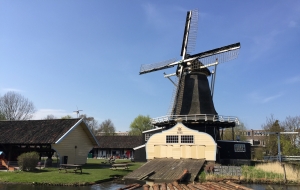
(150, 114, 239, 125)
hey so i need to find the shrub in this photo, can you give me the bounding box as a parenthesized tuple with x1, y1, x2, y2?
(17, 151, 39, 171)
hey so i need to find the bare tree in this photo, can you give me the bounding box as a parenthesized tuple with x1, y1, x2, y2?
(80, 114, 98, 135)
(43, 114, 57, 120)
(0, 91, 35, 120)
(97, 119, 115, 136)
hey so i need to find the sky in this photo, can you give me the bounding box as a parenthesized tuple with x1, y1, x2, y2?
(1, 1, 300, 132)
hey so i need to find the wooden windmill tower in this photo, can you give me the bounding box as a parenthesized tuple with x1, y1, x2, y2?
(139, 10, 241, 141)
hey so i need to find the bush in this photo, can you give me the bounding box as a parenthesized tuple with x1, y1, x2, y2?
(17, 152, 39, 171)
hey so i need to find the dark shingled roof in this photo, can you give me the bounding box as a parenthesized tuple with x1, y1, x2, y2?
(0, 119, 81, 144)
(95, 136, 143, 149)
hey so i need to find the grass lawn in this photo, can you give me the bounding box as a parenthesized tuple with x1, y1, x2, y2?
(0, 159, 145, 185)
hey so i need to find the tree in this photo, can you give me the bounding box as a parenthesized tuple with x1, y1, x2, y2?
(97, 119, 115, 136)
(61, 115, 72, 119)
(221, 122, 247, 141)
(280, 115, 300, 156)
(43, 114, 56, 120)
(262, 115, 284, 156)
(80, 114, 98, 135)
(0, 91, 35, 120)
(129, 115, 154, 136)
(0, 112, 5, 120)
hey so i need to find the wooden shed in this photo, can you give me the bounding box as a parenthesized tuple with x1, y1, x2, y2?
(146, 122, 217, 161)
(0, 119, 99, 167)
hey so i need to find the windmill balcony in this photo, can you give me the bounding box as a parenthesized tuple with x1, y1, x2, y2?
(150, 114, 239, 126)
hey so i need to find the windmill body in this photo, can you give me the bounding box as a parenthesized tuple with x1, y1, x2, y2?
(140, 10, 240, 141)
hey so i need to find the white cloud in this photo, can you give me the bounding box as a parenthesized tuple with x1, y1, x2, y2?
(284, 76, 300, 84)
(248, 91, 283, 104)
(262, 93, 283, 103)
(253, 30, 281, 52)
(33, 109, 76, 120)
(1, 88, 22, 93)
(289, 20, 298, 28)
(143, 3, 162, 26)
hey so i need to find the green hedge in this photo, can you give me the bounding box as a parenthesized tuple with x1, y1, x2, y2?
(17, 152, 39, 171)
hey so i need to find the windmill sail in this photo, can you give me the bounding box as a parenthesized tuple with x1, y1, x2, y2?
(191, 42, 240, 66)
(181, 9, 199, 58)
(139, 58, 177, 75)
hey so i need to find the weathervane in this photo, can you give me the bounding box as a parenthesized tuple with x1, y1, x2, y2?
(73, 106, 83, 118)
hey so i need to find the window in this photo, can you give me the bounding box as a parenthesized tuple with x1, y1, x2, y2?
(181, 135, 194, 143)
(234, 144, 246, 152)
(253, 140, 260, 145)
(166, 135, 179, 143)
(145, 133, 153, 141)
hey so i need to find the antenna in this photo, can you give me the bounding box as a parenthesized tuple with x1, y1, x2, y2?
(73, 106, 83, 118)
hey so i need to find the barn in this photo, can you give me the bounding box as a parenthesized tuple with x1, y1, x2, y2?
(0, 118, 99, 170)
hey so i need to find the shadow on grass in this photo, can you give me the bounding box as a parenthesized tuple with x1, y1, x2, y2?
(19, 169, 52, 173)
(57, 172, 91, 175)
(83, 163, 132, 170)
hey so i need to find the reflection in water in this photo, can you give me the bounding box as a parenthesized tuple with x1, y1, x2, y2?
(0, 182, 299, 190)
(243, 183, 299, 190)
(0, 182, 143, 190)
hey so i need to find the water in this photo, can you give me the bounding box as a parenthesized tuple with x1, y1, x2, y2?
(0, 182, 140, 190)
(243, 183, 300, 190)
(0, 182, 299, 190)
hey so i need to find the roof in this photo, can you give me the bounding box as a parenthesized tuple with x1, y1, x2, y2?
(142, 127, 164, 133)
(95, 136, 142, 149)
(124, 158, 205, 182)
(0, 119, 98, 145)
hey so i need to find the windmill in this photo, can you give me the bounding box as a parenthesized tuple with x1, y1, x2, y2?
(73, 107, 83, 118)
(139, 9, 241, 140)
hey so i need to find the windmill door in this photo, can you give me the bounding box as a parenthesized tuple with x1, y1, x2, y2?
(154, 145, 168, 158)
(181, 145, 205, 159)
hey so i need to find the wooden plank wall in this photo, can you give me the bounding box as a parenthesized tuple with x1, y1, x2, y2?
(146, 123, 217, 161)
(52, 123, 94, 165)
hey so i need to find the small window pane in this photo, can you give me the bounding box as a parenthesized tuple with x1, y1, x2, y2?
(181, 135, 194, 143)
(166, 135, 178, 143)
(234, 144, 246, 152)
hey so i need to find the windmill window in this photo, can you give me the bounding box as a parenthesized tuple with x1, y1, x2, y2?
(181, 135, 194, 143)
(234, 144, 246, 152)
(166, 135, 179, 143)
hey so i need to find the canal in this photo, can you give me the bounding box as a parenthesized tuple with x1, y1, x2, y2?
(1, 182, 300, 190)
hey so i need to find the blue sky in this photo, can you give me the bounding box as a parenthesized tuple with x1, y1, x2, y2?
(1, 1, 300, 131)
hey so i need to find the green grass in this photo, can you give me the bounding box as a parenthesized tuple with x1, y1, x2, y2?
(0, 159, 144, 185)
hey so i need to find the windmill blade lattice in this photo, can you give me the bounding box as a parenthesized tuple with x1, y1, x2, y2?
(181, 9, 199, 56)
(191, 42, 240, 66)
(139, 58, 177, 75)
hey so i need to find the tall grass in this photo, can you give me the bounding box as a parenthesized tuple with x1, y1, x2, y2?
(255, 162, 300, 182)
(204, 162, 300, 184)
